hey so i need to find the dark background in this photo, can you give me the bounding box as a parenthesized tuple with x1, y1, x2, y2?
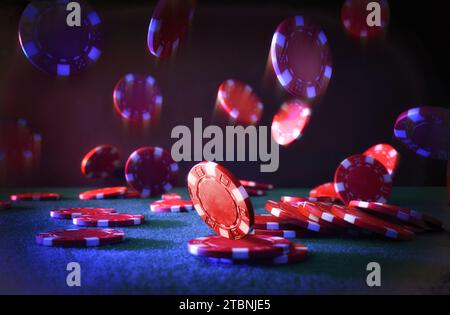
(0, 0, 449, 188)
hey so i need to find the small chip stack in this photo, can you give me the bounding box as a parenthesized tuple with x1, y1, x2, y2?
(186, 161, 309, 266)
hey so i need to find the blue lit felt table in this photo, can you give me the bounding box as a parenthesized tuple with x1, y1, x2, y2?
(0, 187, 449, 294)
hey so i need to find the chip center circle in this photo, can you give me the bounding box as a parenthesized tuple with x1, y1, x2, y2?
(197, 178, 238, 227)
(288, 31, 322, 82)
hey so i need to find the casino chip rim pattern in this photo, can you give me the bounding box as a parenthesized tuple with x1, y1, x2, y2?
(35, 228, 125, 247)
(270, 15, 333, 100)
(18, 0, 104, 76)
(187, 161, 254, 239)
(81, 144, 121, 179)
(125, 146, 178, 197)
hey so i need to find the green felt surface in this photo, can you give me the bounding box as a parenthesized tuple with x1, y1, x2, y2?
(0, 187, 449, 295)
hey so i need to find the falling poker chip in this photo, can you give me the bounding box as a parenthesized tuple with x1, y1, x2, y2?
(113, 73, 163, 124)
(217, 79, 264, 125)
(270, 16, 333, 100)
(271, 99, 312, 146)
(18, 0, 104, 76)
(341, 0, 390, 39)
(394, 106, 450, 161)
(147, 0, 196, 59)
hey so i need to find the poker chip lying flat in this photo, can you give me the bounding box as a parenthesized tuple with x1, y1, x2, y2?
(309, 182, 340, 200)
(162, 193, 182, 200)
(10, 193, 60, 201)
(150, 199, 193, 213)
(188, 162, 254, 239)
(125, 147, 178, 197)
(73, 213, 145, 227)
(254, 214, 300, 231)
(281, 196, 337, 204)
(265, 200, 334, 234)
(348, 201, 431, 230)
(79, 187, 127, 200)
(330, 204, 414, 241)
(250, 229, 318, 239)
(81, 144, 121, 179)
(363, 144, 400, 176)
(334, 154, 392, 205)
(0, 201, 12, 210)
(187, 235, 293, 260)
(36, 229, 125, 247)
(205, 244, 309, 266)
(300, 201, 353, 229)
(50, 207, 116, 220)
(240, 179, 274, 190)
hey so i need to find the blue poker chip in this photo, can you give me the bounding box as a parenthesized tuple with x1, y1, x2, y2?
(394, 106, 450, 160)
(18, 0, 103, 76)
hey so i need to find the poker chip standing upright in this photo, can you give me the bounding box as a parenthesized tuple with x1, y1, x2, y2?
(18, 0, 103, 76)
(187, 162, 254, 239)
(270, 16, 333, 100)
(125, 147, 178, 197)
(334, 154, 392, 204)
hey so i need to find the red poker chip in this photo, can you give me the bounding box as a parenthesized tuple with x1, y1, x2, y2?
(50, 207, 116, 220)
(250, 228, 318, 239)
(334, 154, 392, 205)
(330, 204, 414, 241)
(348, 201, 428, 228)
(125, 147, 178, 197)
(10, 193, 60, 201)
(79, 187, 127, 200)
(36, 228, 125, 247)
(349, 201, 443, 230)
(240, 179, 274, 190)
(270, 16, 333, 100)
(309, 182, 340, 200)
(187, 235, 293, 260)
(150, 199, 193, 213)
(265, 200, 333, 234)
(217, 79, 263, 125)
(73, 213, 145, 227)
(272, 99, 312, 146)
(363, 144, 399, 176)
(0, 201, 12, 210)
(162, 193, 182, 200)
(147, 0, 196, 59)
(300, 201, 352, 229)
(254, 214, 300, 231)
(81, 144, 121, 179)
(123, 189, 141, 199)
(394, 106, 450, 161)
(205, 243, 309, 266)
(113, 73, 163, 123)
(281, 196, 337, 204)
(341, 0, 390, 39)
(187, 162, 254, 239)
